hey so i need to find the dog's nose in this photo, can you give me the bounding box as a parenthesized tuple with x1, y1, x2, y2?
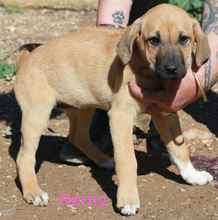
(164, 63, 178, 74)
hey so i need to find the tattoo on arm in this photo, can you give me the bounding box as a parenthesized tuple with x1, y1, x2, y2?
(204, 57, 211, 92)
(205, 60, 218, 91)
(112, 11, 125, 25)
(210, 51, 218, 88)
(210, 72, 218, 88)
(201, 0, 218, 34)
(201, 0, 218, 91)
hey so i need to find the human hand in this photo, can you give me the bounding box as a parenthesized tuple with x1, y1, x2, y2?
(129, 67, 202, 115)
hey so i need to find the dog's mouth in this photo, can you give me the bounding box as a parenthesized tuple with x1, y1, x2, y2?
(154, 71, 187, 80)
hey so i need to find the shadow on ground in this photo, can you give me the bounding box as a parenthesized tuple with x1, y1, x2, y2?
(0, 87, 217, 210)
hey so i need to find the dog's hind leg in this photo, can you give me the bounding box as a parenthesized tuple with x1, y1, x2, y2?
(15, 89, 55, 206)
(152, 113, 213, 185)
(65, 108, 114, 169)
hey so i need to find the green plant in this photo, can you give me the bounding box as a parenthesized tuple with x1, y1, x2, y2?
(169, 0, 204, 22)
(0, 62, 17, 80)
(0, 4, 24, 13)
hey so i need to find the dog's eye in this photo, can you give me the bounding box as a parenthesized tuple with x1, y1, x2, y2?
(180, 36, 189, 45)
(148, 37, 160, 46)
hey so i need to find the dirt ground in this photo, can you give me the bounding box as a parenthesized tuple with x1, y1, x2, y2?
(0, 7, 217, 220)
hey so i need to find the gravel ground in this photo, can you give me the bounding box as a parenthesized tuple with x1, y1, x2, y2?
(0, 7, 217, 219)
(0, 7, 96, 61)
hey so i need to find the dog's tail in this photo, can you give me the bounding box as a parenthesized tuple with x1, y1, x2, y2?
(16, 43, 42, 69)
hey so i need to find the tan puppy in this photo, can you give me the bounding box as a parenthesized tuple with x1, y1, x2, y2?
(14, 4, 213, 216)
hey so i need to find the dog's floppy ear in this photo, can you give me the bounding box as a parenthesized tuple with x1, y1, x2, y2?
(192, 19, 211, 67)
(116, 18, 141, 65)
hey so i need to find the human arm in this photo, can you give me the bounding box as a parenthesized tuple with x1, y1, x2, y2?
(96, 0, 133, 28)
(129, 0, 218, 115)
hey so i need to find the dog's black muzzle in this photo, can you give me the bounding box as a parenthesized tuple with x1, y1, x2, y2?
(154, 49, 187, 80)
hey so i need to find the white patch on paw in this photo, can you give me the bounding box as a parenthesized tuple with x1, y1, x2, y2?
(33, 192, 49, 206)
(120, 203, 140, 216)
(99, 158, 115, 170)
(179, 161, 213, 185)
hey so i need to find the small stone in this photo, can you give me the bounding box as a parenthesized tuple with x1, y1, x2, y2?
(7, 26, 16, 32)
(78, 165, 86, 169)
(72, 207, 77, 212)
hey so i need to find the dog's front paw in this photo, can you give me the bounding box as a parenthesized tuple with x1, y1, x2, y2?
(119, 203, 140, 216)
(24, 191, 49, 206)
(117, 188, 140, 215)
(99, 157, 115, 170)
(181, 161, 213, 185)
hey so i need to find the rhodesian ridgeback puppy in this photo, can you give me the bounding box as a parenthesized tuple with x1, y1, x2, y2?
(14, 4, 213, 215)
